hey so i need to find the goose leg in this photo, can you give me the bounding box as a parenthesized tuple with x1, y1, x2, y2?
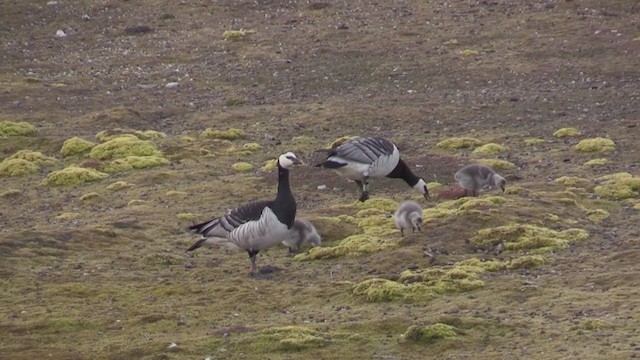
(400, 229, 404, 237)
(247, 250, 259, 276)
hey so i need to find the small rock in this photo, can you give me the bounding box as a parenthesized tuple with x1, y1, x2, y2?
(165, 82, 179, 88)
(317, 184, 327, 190)
(47, 1, 58, 6)
(55, 30, 67, 38)
(167, 343, 177, 349)
(184, 262, 194, 269)
(82, 14, 90, 21)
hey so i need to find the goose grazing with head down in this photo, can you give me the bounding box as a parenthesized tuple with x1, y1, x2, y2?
(187, 152, 302, 275)
(315, 136, 429, 202)
(281, 218, 322, 253)
(394, 200, 423, 237)
(454, 164, 506, 197)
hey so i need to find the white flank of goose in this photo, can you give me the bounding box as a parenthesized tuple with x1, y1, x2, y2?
(187, 152, 302, 275)
(281, 218, 322, 253)
(454, 164, 506, 197)
(315, 136, 429, 202)
(394, 200, 423, 237)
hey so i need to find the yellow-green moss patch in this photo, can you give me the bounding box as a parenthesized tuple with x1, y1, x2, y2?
(554, 176, 592, 188)
(166, 190, 188, 197)
(506, 255, 546, 270)
(60, 137, 95, 157)
(296, 233, 396, 260)
(201, 127, 246, 140)
(261, 159, 278, 172)
(222, 29, 256, 41)
(256, 326, 326, 351)
(586, 209, 610, 223)
(524, 138, 545, 146)
(42, 166, 109, 186)
(89, 137, 161, 160)
(473, 143, 506, 154)
(0, 120, 37, 136)
(476, 158, 516, 170)
(436, 137, 482, 150)
(398, 265, 486, 294)
(176, 213, 200, 220)
(553, 127, 581, 138)
(80, 192, 101, 201)
(232, 162, 254, 172)
(242, 142, 262, 152)
(95, 128, 166, 142)
(352, 278, 434, 302)
(584, 158, 608, 167)
(106, 181, 133, 191)
(128, 199, 148, 207)
(575, 137, 616, 153)
(579, 319, 610, 330)
(7, 150, 57, 166)
(505, 186, 527, 195)
(594, 173, 640, 199)
(403, 323, 458, 343)
(469, 224, 589, 253)
(0, 189, 22, 197)
(104, 155, 170, 173)
(55, 212, 80, 220)
(0, 158, 38, 176)
(354, 197, 398, 212)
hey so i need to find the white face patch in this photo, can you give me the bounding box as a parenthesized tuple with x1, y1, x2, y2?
(412, 178, 429, 195)
(278, 151, 300, 169)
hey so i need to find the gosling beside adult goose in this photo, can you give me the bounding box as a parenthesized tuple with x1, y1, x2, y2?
(394, 200, 423, 237)
(282, 218, 322, 253)
(187, 152, 301, 275)
(454, 164, 506, 197)
(315, 136, 429, 202)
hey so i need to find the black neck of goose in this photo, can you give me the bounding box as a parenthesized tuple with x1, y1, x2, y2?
(387, 159, 420, 187)
(274, 163, 297, 228)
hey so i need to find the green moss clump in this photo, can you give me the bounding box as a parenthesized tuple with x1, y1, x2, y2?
(586, 209, 610, 223)
(553, 127, 581, 138)
(222, 29, 256, 41)
(232, 162, 254, 172)
(166, 190, 188, 197)
(200, 128, 246, 140)
(55, 212, 80, 220)
(458, 258, 506, 272)
(355, 208, 386, 218)
(7, 150, 57, 166)
(472, 143, 506, 154)
(104, 155, 170, 173)
(524, 138, 545, 146)
(61, 137, 95, 157)
(0, 189, 22, 197)
(469, 224, 589, 253)
(506, 255, 546, 270)
(176, 213, 200, 220)
(352, 279, 433, 302)
(593, 173, 640, 199)
(80, 192, 101, 201)
(106, 181, 133, 191)
(89, 137, 161, 160)
(258, 326, 326, 350)
(505, 186, 527, 195)
(554, 176, 592, 188)
(242, 142, 262, 152)
(456, 196, 506, 211)
(436, 137, 482, 150)
(42, 166, 109, 186)
(403, 323, 458, 343)
(634, 202, 640, 210)
(261, 159, 278, 172)
(579, 319, 609, 330)
(584, 158, 608, 167)
(575, 137, 616, 153)
(476, 158, 516, 170)
(95, 128, 166, 142)
(0, 120, 37, 136)
(354, 197, 398, 212)
(296, 233, 396, 260)
(0, 158, 38, 176)
(128, 199, 148, 207)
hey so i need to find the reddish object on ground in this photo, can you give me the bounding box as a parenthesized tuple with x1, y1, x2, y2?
(436, 187, 468, 200)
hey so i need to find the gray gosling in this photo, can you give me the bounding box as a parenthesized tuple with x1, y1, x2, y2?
(394, 200, 423, 237)
(454, 164, 506, 197)
(282, 218, 322, 253)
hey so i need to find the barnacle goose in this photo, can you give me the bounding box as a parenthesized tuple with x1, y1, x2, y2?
(281, 218, 322, 253)
(454, 164, 506, 197)
(187, 152, 301, 275)
(394, 200, 423, 237)
(315, 136, 429, 202)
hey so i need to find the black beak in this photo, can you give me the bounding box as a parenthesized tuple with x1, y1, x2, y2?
(290, 157, 303, 165)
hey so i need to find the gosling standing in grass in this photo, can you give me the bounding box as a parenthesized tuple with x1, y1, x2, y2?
(454, 164, 506, 197)
(394, 200, 423, 237)
(282, 218, 322, 253)
(315, 136, 430, 202)
(187, 152, 302, 276)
